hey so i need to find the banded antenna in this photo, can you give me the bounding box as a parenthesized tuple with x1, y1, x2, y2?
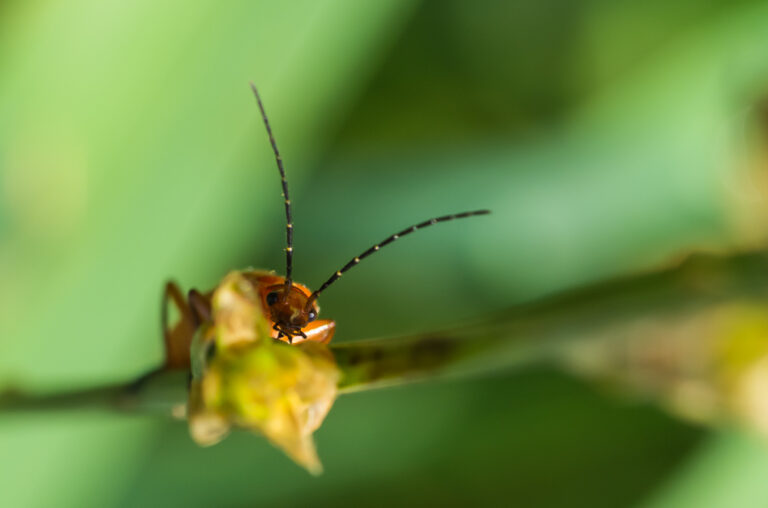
(251, 83, 294, 297)
(305, 210, 490, 308)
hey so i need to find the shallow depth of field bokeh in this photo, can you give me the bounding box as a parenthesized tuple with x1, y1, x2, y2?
(3, 1, 768, 507)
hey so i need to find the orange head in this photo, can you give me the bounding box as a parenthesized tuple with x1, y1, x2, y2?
(264, 283, 317, 338)
(244, 272, 319, 341)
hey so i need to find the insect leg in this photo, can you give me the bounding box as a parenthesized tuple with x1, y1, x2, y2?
(162, 281, 197, 369)
(188, 289, 212, 327)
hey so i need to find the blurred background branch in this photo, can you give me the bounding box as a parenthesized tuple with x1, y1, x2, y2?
(6, 248, 768, 445)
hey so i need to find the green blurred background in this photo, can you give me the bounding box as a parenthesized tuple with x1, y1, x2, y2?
(3, 0, 768, 506)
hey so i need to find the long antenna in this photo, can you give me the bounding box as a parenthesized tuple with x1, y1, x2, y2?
(306, 210, 490, 307)
(250, 83, 294, 295)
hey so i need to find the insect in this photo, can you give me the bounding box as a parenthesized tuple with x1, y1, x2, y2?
(160, 84, 489, 369)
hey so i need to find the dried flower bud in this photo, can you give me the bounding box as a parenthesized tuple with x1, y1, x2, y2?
(187, 271, 340, 473)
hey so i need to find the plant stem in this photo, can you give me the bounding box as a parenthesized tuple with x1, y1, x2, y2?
(3, 249, 768, 415)
(0, 369, 189, 416)
(334, 249, 768, 390)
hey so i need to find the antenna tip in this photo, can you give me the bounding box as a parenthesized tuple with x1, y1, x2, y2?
(249, 82, 261, 99)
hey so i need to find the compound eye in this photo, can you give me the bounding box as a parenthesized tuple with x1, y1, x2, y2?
(307, 310, 317, 322)
(266, 291, 279, 306)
